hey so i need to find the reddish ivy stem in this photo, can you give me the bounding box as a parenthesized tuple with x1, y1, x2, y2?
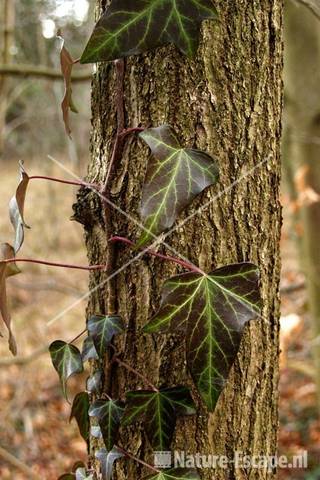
(69, 328, 87, 345)
(115, 445, 160, 474)
(2, 258, 107, 271)
(112, 355, 159, 392)
(110, 236, 202, 274)
(29, 176, 98, 189)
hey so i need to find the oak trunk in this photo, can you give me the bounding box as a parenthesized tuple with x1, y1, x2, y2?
(74, 1, 283, 478)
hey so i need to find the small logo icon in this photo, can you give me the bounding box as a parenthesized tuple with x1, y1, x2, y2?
(154, 451, 172, 469)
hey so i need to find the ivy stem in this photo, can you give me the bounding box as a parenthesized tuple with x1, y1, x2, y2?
(119, 126, 145, 139)
(2, 258, 108, 271)
(29, 175, 98, 189)
(69, 328, 87, 345)
(115, 445, 160, 474)
(112, 356, 159, 392)
(110, 236, 202, 274)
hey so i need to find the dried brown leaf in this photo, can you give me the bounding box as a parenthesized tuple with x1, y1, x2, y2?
(58, 30, 78, 137)
(9, 161, 30, 253)
(0, 243, 21, 355)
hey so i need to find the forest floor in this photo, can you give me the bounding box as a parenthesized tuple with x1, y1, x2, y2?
(0, 159, 319, 479)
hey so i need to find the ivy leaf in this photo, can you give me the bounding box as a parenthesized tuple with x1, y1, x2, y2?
(81, 335, 99, 362)
(86, 370, 103, 394)
(143, 263, 261, 411)
(9, 161, 30, 254)
(0, 243, 21, 355)
(81, 0, 218, 63)
(95, 447, 124, 480)
(144, 469, 200, 480)
(122, 386, 195, 450)
(137, 125, 219, 247)
(89, 398, 124, 450)
(70, 392, 90, 441)
(58, 29, 78, 138)
(75, 468, 93, 480)
(49, 340, 84, 400)
(58, 475, 75, 480)
(87, 315, 125, 359)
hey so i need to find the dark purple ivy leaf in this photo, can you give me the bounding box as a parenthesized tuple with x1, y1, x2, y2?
(89, 398, 124, 450)
(122, 386, 195, 450)
(70, 392, 90, 442)
(49, 340, 83, 401)
(95, 447, 124, 480)
(143, 263, 261, 411)
(81, 335, 99, 362)
(137, 125, 219, 247)
(87, 315, 125, 360)
(81, 0, 218, 63)
(86, 370, 103, 394)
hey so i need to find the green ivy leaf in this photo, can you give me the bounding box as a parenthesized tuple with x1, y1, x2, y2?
(70, 392, 90, 442)
(122, 386, 195, 450)
(49, 340, 84, 400)
(58, 475, 75, 480)
(75, 468, 93, 480)
(143, 263, 261, 411)
(137, 125, 219, 247)
(81, 335, 99, 362)
(9, 161, 30, 254)
(0, 243, 21, 355)
(86, 370, 103, 394)
(81, 0, 218, 63)
(89, 398, 124, 450)
(144, 469, 200, 480)
(95, 447, 124, 480)
(87, 315, 125, 359)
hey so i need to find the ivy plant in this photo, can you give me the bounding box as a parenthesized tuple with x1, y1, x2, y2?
(0, 2, 264, 479)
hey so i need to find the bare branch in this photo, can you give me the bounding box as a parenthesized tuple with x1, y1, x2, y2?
(0, 63, 92, 82)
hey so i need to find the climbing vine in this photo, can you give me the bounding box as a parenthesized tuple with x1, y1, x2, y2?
(0, 1, 262, 479)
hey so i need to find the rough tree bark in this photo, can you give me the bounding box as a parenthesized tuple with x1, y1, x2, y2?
(74, 1, 283, 479)
(284, 0, 320, 407)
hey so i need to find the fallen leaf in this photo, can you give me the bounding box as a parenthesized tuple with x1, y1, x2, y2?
(9, 161, 30, 254)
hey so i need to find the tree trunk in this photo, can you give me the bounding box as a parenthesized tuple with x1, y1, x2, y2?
(284, 0, 320, 408)
(75, 1, 283, 478)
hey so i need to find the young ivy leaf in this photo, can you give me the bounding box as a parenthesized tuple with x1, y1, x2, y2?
(87, 315, 125, 359)
(70, 392, 90, 442)
(143, 469, 200, 480)
(137, 125, 219, 247)
(57, 30, 78, 138)
(95, 447, 124, 480)
(0, 243, 21, 355)
(49, 340, 84, 400)
(122, 386, 196, 450)
(89, 398, 124, 450)
(143, 263, 261, 412)
(86, 370, 103, 394)
(9, 161, 30, 254)
(81, 335, 99, 362)
(80, 0, 218, 63)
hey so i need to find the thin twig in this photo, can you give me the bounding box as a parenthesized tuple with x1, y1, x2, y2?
(0, 345, 48, 367)
(110, 236, 203, 274)
(0, 445, 42, 480)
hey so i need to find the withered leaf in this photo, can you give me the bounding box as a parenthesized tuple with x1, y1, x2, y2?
(0, 243, 21, 355)
(9, 161, 30, 254)
(58, 30, 78, 137)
